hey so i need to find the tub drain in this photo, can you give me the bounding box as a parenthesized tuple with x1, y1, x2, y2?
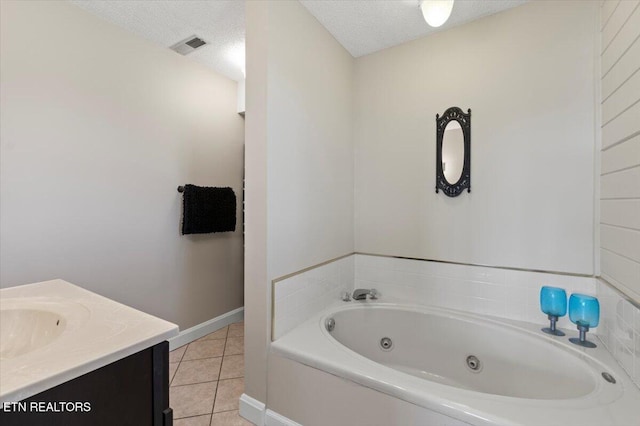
(466, 355, 481, 372)
(380, 337, 393, 351)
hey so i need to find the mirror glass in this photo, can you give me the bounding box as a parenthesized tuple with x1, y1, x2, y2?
(442, 121, 465, 184)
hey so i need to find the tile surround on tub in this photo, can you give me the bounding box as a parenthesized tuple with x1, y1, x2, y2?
(272, 253, 600, 340)
(354, 254, 596, 331)
(596, 278, 640, 388)
(272, 256, 354, 340)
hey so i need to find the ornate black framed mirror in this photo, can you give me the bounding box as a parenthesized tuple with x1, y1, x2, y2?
(436, 107, 471, 197)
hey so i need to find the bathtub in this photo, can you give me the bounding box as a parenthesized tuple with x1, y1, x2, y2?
(270, 301, 640, 426)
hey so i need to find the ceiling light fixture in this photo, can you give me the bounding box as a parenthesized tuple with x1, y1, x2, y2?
(420, 0, 454, 28)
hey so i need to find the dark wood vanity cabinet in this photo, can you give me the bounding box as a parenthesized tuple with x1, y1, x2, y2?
(0, 342, 172, 426)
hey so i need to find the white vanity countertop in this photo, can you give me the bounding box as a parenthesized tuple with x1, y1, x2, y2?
(0, 279, 179, 402)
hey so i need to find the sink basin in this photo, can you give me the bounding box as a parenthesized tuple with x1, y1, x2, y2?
(0, 297, 90, 362)
(0, 280, 178, 403)
(0, 309, 66, 360)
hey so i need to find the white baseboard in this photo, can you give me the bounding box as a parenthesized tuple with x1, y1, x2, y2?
(168, 307, 244, 351)
(239, 393, 265, 425)
(265, 409, 301, 426)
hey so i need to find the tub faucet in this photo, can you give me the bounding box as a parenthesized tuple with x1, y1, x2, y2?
(352, 288, 378, 301)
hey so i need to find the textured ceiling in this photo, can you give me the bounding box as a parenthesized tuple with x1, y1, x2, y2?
(300, 0, 528, 57)
(70, 0, 245, 82)
(70, 1, 528, 81)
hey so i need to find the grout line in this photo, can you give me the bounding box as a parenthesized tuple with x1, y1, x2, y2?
(197, 337, 229, 342)
(173, 413, 213, 421)
(170, 379, 218, 389)
(210, 335, 226, 417)
(175, 346, 187, 363)
(218, 375, 244, 380)
(223, 335, 229, 357)
(168, 344, 186, 387)
(169, 344, 187, 388)
(180, 355, 225, 362)
(170, 362, 177, 387)
(217, 377, 244, 382)
(169, 322, 243, 421)
(213, 408, 243, 414)
(210, 372, 220, 414)
(216, 346, 224, 378)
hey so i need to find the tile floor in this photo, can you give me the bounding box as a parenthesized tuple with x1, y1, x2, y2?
(169, 321, 251, 426)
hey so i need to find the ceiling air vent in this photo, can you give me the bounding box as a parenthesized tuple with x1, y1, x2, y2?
(170, 35, 207, 56)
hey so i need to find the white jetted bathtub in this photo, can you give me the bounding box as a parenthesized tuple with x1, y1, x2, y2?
(271, 302, 640, 426)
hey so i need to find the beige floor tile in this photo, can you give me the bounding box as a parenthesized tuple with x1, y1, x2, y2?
(224, 337, 244, 356)
(172, 357, 222, 386)
(174, 414, 212, 426)
(210, 410, 252, 426)
(227, 322, 244, 337)
(170, 345, 188, 363)
(169, 362, 180, 384)
(197, 326, 228, 341)
(219, 355, 244, 379)
(183, 339, 226, 360)
(213, 378, 244, 413)
(170, 381, 217, 419)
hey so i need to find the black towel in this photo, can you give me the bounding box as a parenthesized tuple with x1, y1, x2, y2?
(181, 185, 236, 235)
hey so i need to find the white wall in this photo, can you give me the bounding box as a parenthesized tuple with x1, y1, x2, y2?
(244, 0, 269, 404)
(354, 0, 598, 275)
(0, 1, 245, 330)
(245, 0, 354, 406)
(598, 0, 640, 302)
(596, 0, 640, 388)
(266, 1, 354, 280)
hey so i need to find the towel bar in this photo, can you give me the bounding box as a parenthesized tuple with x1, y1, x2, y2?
(177, 186, 185, 193)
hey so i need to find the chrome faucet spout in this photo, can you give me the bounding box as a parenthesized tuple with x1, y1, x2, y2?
(352, 288, 378, 301)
